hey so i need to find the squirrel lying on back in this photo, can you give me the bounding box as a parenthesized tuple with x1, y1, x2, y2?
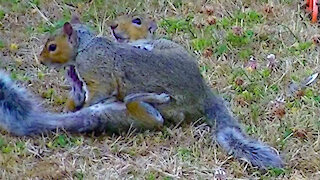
(0, 16, 283, 170)
(109, 14, 183, 51)
(109, 14, 157, 48)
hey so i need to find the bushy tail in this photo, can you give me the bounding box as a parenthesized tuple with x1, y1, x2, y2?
(0, 71, 121, 136)
(204, 95, 283, 169)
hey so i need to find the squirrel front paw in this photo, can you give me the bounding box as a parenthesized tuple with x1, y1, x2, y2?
(124, 92, 170, 104)
(142, 44, 153, 51)
(155, 93, 170, 104)
(131, 43, 153, 51)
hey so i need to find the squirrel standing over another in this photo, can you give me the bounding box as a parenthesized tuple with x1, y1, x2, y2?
(37, 16, 284, 169)
(39, 17, 170, 130)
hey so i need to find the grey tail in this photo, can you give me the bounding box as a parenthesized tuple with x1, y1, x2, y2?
(204, 95, 283, 169)
(0, 71, 108, 136)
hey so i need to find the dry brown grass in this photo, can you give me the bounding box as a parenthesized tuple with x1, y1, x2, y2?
(0, 0, 320, 179)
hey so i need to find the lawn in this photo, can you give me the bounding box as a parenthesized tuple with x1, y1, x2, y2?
(0, 0, 319, 179)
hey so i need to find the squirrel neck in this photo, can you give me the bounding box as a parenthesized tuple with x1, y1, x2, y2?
(73, 24, 96, 52)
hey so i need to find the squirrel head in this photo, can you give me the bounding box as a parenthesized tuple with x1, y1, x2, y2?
(109, 14, 157, 43)
(39, 19, 79, 67)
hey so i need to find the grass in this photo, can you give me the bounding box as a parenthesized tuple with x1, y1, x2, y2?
(0, 0, 320, 179)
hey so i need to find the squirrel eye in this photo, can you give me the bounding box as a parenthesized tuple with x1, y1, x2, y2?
(48, 44, 57, 52)
(132, 18, 142, 25)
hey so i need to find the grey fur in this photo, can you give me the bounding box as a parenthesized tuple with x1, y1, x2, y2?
(205, 96, 283, 168)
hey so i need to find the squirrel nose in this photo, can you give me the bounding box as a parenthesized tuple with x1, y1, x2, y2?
(110, 24, 118, 30)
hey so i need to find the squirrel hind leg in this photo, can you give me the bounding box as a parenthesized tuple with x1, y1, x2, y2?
(123, 92, 171, 129)
(126, 101, 164, 129)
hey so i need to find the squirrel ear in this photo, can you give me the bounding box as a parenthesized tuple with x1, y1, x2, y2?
(71, 15, 81, 24)
(63, 22, 73, 37)
(148, 20, 158, 34)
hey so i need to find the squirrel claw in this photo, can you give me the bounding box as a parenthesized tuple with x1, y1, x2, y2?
(132, 43, 153, 51)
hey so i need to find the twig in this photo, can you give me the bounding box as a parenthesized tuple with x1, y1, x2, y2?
(28, 2, 54, 27)
(149, 165, 180, 179)
(32, 47, 40, 65)
(278, 23, 301, 43)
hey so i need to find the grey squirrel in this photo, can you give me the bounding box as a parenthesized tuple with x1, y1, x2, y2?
(0, 16, 284, 169)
